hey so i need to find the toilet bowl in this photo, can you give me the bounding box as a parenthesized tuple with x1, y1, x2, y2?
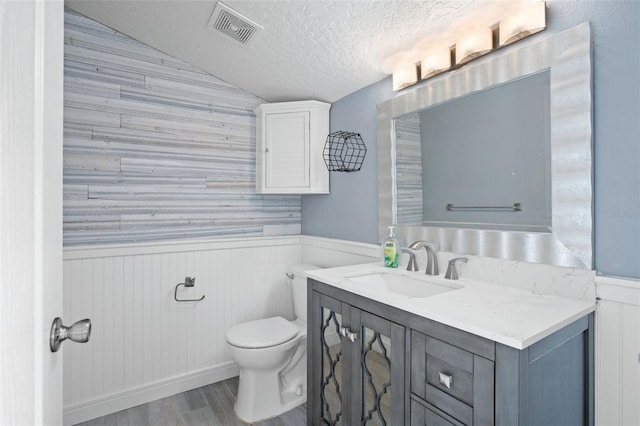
(225, 264, 318, 423)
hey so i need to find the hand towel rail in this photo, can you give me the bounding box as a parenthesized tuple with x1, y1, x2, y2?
(446, 202, 522, 212)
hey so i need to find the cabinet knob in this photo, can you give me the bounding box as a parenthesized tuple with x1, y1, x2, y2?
(439, 372, 453, 389)
(347, 330, 359, 343)
(339, 326, 348, 337)
(265, 148, 270, 153)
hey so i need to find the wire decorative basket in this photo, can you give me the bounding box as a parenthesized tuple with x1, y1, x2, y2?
(323, 131, 367, 172)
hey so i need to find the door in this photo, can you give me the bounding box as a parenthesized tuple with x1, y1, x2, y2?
(309, 289, 406, 426)
(0, 1, 64, 424)
(265, 111, 310, 190)
(351, 310, 405, 426)
(310, 292, 348, 425)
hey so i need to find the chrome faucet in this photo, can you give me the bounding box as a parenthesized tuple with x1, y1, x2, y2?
(445, 257, 468, 280)
(401, 248, 419, 272)
(408, 240, 439, 275)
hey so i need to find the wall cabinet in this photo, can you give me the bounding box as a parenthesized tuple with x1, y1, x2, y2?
(254, 101, 330, 194)
(308, 279, 594, 426)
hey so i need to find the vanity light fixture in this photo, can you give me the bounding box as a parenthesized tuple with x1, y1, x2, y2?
(420, 46, 452, 79)
(499, 1, 546, 46)
(455, 26, 494, 65)
(382, 1, 546, 91)
(392, 62, 418, 91)
(382, 51, 419, 91)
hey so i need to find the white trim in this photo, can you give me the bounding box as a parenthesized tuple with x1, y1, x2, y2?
(596, 275, 640, 306)
(63, 362, 239, 426)
(299, 235, 380, 258)
(63, 235, 301, 260)
(63, 234, 381, 261)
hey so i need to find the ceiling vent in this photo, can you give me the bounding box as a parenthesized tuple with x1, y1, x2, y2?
(207, 2, 263, 45)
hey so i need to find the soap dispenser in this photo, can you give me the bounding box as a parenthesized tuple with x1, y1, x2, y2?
(383, 226, 399, 268)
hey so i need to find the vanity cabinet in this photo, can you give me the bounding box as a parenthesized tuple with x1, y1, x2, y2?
(308, 290, 406, 425)
(308, 279, 594, 426)
(254, 100, 330, 194)
(410, 332, 494, 425)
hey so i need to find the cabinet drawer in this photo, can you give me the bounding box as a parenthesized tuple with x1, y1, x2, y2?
(426, 336, 474, 405)
(411, 331, 495, 425)
(411, 399, 465, 426)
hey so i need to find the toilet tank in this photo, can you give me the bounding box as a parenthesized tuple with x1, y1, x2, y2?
(290, 264, 319, 324)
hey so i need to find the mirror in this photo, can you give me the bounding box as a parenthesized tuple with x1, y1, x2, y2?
(377, 23, 593, 269)
(396, 70, 551, 232)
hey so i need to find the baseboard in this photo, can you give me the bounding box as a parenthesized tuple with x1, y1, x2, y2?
(63, 362, 239, 426)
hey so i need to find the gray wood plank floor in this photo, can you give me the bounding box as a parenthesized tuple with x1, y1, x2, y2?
(74, 377, 306, 426)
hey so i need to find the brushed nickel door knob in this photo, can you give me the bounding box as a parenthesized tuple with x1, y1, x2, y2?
(50, 317, 92, 352)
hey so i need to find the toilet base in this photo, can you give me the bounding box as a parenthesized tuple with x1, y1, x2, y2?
(234, 368, 306, 423)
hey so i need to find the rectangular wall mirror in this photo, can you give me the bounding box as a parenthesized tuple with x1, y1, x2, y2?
(377, 23, 593, 269)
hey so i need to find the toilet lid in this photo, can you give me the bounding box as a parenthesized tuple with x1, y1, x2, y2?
(226, 316, 298, 349)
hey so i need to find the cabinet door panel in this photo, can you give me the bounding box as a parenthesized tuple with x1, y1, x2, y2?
(320, 296, 346, 425)
(357, 310, 405, 426)
(265, 111, 309, 189)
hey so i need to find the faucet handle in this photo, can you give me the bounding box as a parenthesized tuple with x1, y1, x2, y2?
(401, 248, 419, 272)
(445, 257, 468, 280)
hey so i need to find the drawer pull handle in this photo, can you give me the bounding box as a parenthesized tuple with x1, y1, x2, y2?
(439, 372, 453, 389)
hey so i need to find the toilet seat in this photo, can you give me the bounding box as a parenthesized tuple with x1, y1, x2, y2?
(226, 316, 298, 349)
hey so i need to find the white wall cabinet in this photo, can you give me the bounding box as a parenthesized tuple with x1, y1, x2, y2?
(255, 100, 330, 194)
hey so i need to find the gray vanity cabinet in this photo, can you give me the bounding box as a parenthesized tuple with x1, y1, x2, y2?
(410, 332, 494, 425)
(308, 285, 406, 425)
(308, 279, 594, 426)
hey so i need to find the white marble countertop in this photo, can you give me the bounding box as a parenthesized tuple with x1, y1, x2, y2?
(306, 262, 596, 350)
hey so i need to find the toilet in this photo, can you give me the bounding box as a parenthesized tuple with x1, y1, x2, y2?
(225, 264, 318, 423)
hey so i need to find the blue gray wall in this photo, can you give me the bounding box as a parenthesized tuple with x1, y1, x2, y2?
(302, 1, 640, 279)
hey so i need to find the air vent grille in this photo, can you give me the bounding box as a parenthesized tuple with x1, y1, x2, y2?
(208, 2, 263, 45)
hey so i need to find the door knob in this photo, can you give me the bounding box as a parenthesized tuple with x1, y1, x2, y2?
(50, 317, 92, 352)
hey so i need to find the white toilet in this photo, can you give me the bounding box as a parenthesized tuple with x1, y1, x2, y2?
(226, 264, 318, 423)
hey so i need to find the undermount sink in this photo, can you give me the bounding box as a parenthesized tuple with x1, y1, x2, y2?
(344, 272, 460, 298)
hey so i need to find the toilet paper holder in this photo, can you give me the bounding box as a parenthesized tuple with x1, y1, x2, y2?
(174, 276, 205, 302)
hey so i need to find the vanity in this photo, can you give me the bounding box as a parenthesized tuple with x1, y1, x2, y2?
(305, 21, 596, 426)
(306, 264, 595, 425)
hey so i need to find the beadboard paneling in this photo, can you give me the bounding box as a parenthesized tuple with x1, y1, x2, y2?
(63, 237, 302, 425)
(300, 235, 380, 267)
(595, 276, 640, 426)
(63, 9, 301, 246)
(62, 235, 380, 424)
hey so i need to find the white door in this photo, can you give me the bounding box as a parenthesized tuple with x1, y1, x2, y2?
(0, 1, 64, 424)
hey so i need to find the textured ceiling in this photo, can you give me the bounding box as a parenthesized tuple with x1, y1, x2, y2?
(64, 0, 505, 103)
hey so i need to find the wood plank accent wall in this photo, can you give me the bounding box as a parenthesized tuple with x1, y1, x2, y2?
(63, 9, 301, 246)
(394, 113, 423, 224)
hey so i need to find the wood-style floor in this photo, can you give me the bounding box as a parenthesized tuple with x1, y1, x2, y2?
(74, 376, 306, 426)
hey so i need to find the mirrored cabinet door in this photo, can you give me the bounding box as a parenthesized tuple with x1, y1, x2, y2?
(310, 292, 348, 425)
(309, 288, 406, 426)
(321, 304, 345, 424)
(354, 311, 405, 426)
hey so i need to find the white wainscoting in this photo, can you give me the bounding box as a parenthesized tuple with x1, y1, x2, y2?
(595, 276, 640, 426)
(63, 236, 301, 425)
(300, 235, 380, 267)
(62, 235, 380, 425)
